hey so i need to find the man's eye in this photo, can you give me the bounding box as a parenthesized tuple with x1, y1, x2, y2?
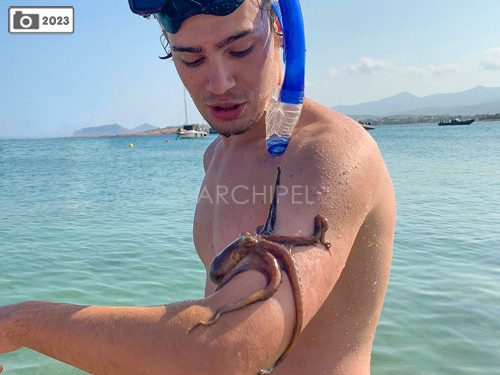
(231, 46, 254, 58)
(183, 58, 204, 67)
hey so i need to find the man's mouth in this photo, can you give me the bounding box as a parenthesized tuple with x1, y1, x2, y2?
(209, 103, 245, 121)
(215, 104, 239, 110)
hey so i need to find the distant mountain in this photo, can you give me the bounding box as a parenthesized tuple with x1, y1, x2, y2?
(332, 86, 500, 117)
(395, 100, 500, 116)
(73, 124, 130, 137)
(74, 123, 160, 137)
(132, 123, 158, 132)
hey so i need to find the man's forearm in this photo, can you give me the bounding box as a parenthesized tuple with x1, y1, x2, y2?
(1, 270, 290, 375)
(4, 300, 213, 375)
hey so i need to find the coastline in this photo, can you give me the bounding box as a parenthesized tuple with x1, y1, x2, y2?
(348, 114, 500, 126)
(72, 127, 180, 138)
(72, 118, 500, 139)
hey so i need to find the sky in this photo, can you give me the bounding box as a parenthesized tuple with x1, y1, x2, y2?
(1, 0, 500, 138)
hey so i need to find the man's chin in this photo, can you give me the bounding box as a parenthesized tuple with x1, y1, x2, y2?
(208, 112, 264, 138)
(216, 127, 250, 138)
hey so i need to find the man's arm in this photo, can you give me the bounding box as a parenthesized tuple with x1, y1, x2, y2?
(0, 267, 295, 375)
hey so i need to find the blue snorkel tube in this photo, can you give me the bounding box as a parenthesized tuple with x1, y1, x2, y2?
(129, 0, 304, 156)
(265, 0, 306, 156)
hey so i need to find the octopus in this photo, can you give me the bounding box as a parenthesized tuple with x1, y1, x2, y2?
(192, 167, 331, 374)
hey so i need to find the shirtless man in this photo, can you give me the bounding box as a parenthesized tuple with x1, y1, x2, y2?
(0, 1, 395, 374)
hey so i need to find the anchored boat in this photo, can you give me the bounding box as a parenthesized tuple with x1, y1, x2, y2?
(358, 121, 375, 130)
(438, 118, 475, 126)
(177, 89, 208, 139)
(177, 124, 208, 138)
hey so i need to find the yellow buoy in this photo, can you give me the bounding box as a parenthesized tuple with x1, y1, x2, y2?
(129, 143, 134, 148)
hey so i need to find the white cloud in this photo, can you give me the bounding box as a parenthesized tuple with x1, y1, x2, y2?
(428, 64, 460, 75)
(480, 47, 500, 71)
(346, 57, 393, 73)
(327, 66, 339, 77)
(345, 57, 459, 76)
(400, 64, 460, 76)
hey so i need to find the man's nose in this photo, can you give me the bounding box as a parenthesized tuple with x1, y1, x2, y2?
(205, 61, 236, 95)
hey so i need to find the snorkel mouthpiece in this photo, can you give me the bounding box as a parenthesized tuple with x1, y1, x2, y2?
(265, 0, 306, 156)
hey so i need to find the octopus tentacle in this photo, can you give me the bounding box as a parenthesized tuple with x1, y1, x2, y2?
(259, 215, 331, 250)
(191, 251, 282, 331)
(313, 214, 331, 250)
(253, 238, 304, 373)
(257, 167, 282, 235)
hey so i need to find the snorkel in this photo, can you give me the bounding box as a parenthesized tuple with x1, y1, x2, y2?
(129, 0, 306, 156)
(265, 0, 306, 156)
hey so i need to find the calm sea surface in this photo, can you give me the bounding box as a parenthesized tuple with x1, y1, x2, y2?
(0, 122, 499, 374)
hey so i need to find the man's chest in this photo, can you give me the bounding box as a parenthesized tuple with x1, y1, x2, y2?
(193, 164, 279, 268)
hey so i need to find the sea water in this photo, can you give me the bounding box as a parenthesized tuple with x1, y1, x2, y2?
(0, 122, 499, 374)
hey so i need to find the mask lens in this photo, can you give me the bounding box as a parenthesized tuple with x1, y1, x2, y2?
(129, 0, 166, 14)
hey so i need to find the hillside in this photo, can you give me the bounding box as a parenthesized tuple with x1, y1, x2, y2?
(73, 124, 130, 137)
(132, 123, 158, 132)
(332, 86, 500, 118)
(74, 123, 159, 137)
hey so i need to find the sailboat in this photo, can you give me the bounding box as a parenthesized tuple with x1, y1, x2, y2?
(177, 89, 208, 139)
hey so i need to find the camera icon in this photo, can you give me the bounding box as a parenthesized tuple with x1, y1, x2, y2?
(13, 11, 40, 30)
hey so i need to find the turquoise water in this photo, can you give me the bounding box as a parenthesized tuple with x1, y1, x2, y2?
(1, 122, 499, 374)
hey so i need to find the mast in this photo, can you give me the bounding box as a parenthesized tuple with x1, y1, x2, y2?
(183, 88, 188, 125)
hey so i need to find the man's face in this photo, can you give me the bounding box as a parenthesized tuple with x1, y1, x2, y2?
(167, 0, 282, 137)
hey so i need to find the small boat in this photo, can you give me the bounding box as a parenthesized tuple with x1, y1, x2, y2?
(438, 118, 475, 126)
(177, 124, 207, 138)
(358, 121, 375, 130)
(176, 88, 208, 139)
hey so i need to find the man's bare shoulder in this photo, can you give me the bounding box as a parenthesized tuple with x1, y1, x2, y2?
(203, 135, 222, 172)
(278, 97, 394, 245)
(285, 98, 386, 189)
(293, 98, 375, 159)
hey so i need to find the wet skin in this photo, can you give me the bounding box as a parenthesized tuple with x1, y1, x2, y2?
(192, 168, 331, 374)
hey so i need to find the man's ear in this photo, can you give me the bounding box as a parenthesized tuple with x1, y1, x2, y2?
(273, 18, 283, 48)
(274, 17, 282, 34)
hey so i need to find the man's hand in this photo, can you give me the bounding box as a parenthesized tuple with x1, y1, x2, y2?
(0, 304, 23, 373)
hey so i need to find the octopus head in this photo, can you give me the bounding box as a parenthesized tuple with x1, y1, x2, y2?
(240, 233, 259, 247)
